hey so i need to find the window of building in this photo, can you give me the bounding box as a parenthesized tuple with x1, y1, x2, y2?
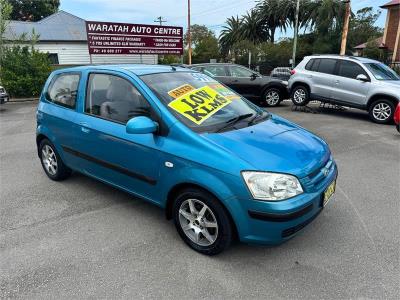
(48, 53, 59, 64)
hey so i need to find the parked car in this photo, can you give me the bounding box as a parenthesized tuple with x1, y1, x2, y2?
(288, 55, 400, 123)
(0, 86, 9, 104)
(37, 65, 337, 255)
(271, 67, 292, 81)
(189, 63, 289, 107)
(394, 102, 400, 133)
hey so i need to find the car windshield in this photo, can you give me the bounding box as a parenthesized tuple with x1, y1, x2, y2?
(364, 63, 400, 81)
(140, 71, 267, 133)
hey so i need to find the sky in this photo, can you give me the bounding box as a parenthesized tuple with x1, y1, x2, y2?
(60, 0, 389, 39)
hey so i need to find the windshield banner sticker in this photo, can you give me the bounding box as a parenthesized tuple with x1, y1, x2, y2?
(168, 84, 195, 98)
(208, 83, 241, 100)
(168, 86, 232, 125)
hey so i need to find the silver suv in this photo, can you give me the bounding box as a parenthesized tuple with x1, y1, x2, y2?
(288, 55, 400, 123)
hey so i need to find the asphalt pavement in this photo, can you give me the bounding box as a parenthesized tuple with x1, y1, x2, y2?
(0, 101, 399, 299)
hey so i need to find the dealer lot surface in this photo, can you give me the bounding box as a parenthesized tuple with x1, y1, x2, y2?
(1, 101, 399, 299)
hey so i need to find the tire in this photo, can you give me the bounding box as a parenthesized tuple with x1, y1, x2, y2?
(291, 85, 310, 106)
(261, 88, 282, 107)
(39, 139, 71, 181)
(173, 188, 233, 255)
(368, 99, 395, 124)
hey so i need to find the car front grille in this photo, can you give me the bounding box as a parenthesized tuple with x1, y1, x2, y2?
(301, 156, 335, 192)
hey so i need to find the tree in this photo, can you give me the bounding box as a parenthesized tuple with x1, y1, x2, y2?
(348, 7, 382, 49)
(219, 16, 242, 57)
(0, 0, 12, 83)
(1, 45, 51, 97)
(256, 0, 287, 43)
(8, 0, 59, 21)
(241, 9, 268, 44)
(183, 25, 220, 63)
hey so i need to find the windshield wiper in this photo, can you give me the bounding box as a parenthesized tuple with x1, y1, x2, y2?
(215, 113, 254, 133)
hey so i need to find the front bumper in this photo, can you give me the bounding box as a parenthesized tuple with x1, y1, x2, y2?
(235, 161, 338, 245)
(0, 94, 9, 104)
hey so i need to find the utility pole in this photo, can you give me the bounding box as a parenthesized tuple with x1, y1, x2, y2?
(291, 0, 300, 68)
(340, 0, 351, 55)
(154, 16, 167, 26)
(187, 0, 192, 65)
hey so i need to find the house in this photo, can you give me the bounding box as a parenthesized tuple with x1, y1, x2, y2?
(4, 10, 158, 65)
(354, 0, 400, 63)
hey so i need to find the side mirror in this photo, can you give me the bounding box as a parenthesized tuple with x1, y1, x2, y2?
(126, 116, 158, 134)
(356, 74, 369, 82)
(250, 73, 258, 80)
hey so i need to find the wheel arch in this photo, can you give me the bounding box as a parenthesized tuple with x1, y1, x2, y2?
(366, 94, 399, 110)
(261, 83, 288, 99)
(36, 133, 49, 157)
(290, 81, 311, 94)
(165, 182, 239, 239)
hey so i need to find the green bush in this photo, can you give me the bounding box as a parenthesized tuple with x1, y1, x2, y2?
(0, 45, 51, 98)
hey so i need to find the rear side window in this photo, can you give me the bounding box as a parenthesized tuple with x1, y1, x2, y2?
(305, 59, 315, 70)
(203, 65, 226, 77)
(317, 59, 337, 74)
(85, 73, 151, 124)
(48, 73, 80, 108)
(305, 58, 321, 72)
(337, 61, 367, 79)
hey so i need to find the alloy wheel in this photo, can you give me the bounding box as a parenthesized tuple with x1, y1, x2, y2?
(372, 103, 392, 121)
(293, 89, 306, 104)
(178, 199, 218, 246)
(41, 145, 58, 175)
(265, 90, 280, 106)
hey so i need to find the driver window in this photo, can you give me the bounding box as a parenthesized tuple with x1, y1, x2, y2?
(85, 73, 150, 124)
(229, 66, 254, 77)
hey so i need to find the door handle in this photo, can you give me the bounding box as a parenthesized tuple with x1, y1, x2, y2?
(335, 80, 340, 84)
(232, 79, 239, 82)
(79, 122, 90, 133)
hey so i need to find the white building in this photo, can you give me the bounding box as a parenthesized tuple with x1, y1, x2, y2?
(4, 11, 158, 65)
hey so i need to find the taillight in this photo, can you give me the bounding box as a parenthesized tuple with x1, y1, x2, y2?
(290, 69, 296, 75)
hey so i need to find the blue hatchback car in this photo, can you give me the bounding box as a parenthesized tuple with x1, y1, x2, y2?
(37, 65, 337, 255)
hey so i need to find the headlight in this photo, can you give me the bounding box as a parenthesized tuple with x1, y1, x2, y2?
(242, 171, 303, 201)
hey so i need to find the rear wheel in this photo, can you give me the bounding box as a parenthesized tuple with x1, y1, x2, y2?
(39, 139, 71, 181)
(368, 99, 395, 124)
(262, 88, 282, 107)
(173, 188, 233, 255)
(291, 85, 310, 106)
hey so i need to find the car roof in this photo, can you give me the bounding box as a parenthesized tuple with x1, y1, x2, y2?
(54, 64, 193, 76)
(306, 54, 380, 64)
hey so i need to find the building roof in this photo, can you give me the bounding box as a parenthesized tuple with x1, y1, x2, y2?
(4, 10, 87, 42)
(354, 37, 386, 49)
(380, 0, 400, 8)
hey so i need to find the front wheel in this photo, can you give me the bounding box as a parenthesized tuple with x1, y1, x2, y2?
(173, 188, 233, 255)
(261, 88, 282, 107)
(291, 85, 310, 106)
(368, 99, 395, 124)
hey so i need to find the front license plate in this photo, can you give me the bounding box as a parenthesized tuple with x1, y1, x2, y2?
(323, 180, 336, 207)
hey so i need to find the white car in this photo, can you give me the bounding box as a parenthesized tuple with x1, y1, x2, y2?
(0, 86, 9, 104)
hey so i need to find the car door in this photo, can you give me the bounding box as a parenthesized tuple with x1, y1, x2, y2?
(200, 65, 231, 85)
(331, 60, 370, 106)
(309, 58, 339, 100)
(69, 71, 162, 201)
(38, 72, 82, 169)
(226, 65, 261, 98)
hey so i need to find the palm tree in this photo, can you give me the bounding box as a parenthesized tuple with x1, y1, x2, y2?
(256, 0, 287, 43)
(219, 16, 243, 56)
(307, 0, 346, 34)
(241, 9, 269, 44)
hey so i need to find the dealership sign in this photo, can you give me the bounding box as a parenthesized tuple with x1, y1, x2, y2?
(85, 21, 183, 55)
